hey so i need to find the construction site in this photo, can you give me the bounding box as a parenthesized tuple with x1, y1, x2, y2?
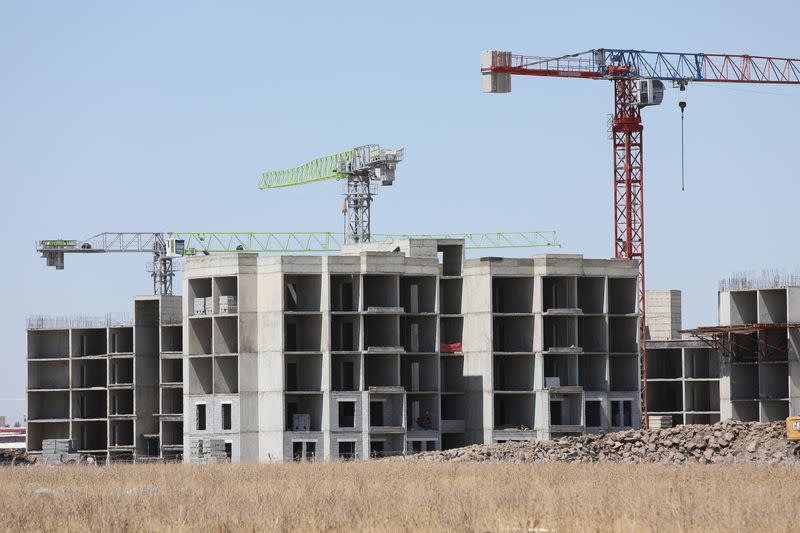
(19, 48, 800, 465)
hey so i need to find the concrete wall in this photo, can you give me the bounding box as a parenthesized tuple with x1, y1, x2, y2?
(645, 290, 681, 341)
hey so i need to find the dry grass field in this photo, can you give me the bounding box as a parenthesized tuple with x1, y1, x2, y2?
(0, 461, 797, 532)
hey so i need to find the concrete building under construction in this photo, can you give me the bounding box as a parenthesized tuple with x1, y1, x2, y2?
(26, 296, 183, 461)
(715, 286, 800, 422)
(644, 290, 721, 427)
(26, 238, 643, 462)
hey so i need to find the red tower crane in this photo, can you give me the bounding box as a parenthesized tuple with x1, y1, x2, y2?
(481, 48, 800, 427)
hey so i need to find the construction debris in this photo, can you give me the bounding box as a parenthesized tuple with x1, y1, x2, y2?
(402, 420, 800, 465)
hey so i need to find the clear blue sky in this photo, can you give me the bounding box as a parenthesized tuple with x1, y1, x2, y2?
(2, 1, 799, 423)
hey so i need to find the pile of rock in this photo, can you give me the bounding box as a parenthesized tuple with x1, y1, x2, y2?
(406, 420, 799, 464)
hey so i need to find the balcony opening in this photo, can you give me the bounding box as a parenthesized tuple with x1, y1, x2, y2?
(213, 356, 238, 394)
(284, 275, 321, 312)
(401, 316, 436, 353)
(364, 315, 399, 350)
(492, 277, 533, 313)
(544, 354, 578, 387)
(440, 356, 464, 392)
(579, 354, 608, 391)
(609, 354, 639, 391)
(577, 277, 604, 314)
(332, 355, 359, 391)
(578, 316, 606, 352)
(758, 289, 787, 323)
(544, 316, 577, 351)
(493, 316, 533, 352)
(647, 381, 682, 412)
(332, 316, 360, 351)
(188, 357, 212, 394)
(493, 394, 534, 430)
(685, 381, 720, 412)
(331, 275, 359, 311)
(439, 244, 463, 277)
(729, 291, 757, 325)
(109, 328, 133, 353)
(609, 316, 638, 353)
(493, 354, 534, 391)
(731, 365, 758, 400)
(543, 276, 576, 311)
(161, 325, 183, 353)
(285, 354, 322, 392)
(646, 348, 682, 379)
(402, 355, 438, 392)
(439, 278, 463, 314)
(284, 315, 322, 352)
(365, 354, 400, 388)
(608, 278, 637, 314)
(684, 348, 719, 378)
(363, 275, 399, 309)
(400, 276, 436, 313)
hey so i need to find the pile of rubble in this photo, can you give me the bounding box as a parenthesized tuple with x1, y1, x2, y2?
(407, 420, 799, 464)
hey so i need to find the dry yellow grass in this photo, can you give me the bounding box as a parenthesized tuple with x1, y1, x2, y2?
(0, 462, 797, 532)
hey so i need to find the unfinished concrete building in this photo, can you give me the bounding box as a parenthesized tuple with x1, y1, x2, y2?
(180, 242, 641, 462)
(714, 286, 800, 422)
(27, 239, 641, 462)
(644, 290, 720, 426)
(26, 296, 183, 461)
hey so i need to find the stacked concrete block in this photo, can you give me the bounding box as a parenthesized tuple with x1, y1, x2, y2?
(218, 296, 237, 314)
(41, 438, 82, 464)
(190, 437, 228, 464)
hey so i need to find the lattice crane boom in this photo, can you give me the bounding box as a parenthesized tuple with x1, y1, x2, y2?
(482, 47, 800, 428)
(482, 49, 800, 85)
(38, 230, 561, 295)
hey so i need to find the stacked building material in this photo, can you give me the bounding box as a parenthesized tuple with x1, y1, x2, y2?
(648, 415, 673, 429)
(218, 296, 237, 314)
(190, 438, 228, 464)
(193, 298, 206, 316)
(205, 297, 214, 315)
(41, 439, 82, 464)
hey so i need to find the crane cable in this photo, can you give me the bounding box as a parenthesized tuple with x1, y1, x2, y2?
(679, 101, 686, 191)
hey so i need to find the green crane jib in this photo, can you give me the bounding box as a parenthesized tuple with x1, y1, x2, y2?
(37, 231, 560, 295)
(259, 145, 403, 244)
